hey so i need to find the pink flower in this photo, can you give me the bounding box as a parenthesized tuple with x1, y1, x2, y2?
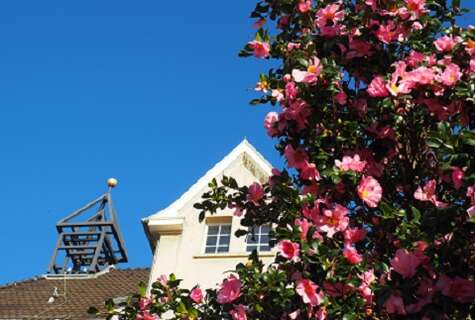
(344, 227, 367, 244)
(384, 293, 406, 315)
(414, 179, 448, 208)
(285, 81, 298, 101)
(375, 21, 404, 44)
(334, 91, 347, 105)
(315, 309, 327, 320)
(343, 245, 363, 264)
(335, 154, 366, 172)
(436, 63, 462, 87)
(190, 286, 204, 304)
(437, 275, 475, 303)
(297, 0, 312, 13)
(467, 185, 475, 218)
(390, 249, 422, 279)
(404, 66, 436, 85)
(284, 144, 309, 169)
(357, 176, 382, 208)
(139, 297, 151, 311)
(248, 40, 270, 58)
(136, 311, 159, 320)
(264, 112, 280, 137)
(277, 239, 300, 262)
(317, 204, 349, 238)
(217, 275, 241, 304)
(434, 35, 462, 52)
(451, 166, 464, 190)
(404, 0, 427, 19)
(367, 76, 389, 97)
(299, 160, 321, 181)
(229, 304, 247, 320)
(470, 59, 475, 73)
(292, 57, 322, 84)
(315, 4, 345, 29)
(295, 279, 324, 306)
(247, 182, 265, 205)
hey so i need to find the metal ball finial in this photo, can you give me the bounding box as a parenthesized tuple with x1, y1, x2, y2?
(107, 178, 118, 189)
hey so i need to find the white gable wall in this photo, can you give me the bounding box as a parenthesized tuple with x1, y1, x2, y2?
(145, 141, 275, 290)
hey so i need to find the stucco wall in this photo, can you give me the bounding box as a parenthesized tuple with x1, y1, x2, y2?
(148, 153, 275, 290)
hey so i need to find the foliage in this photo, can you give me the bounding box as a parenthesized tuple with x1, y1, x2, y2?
(92, 0, 475, 318)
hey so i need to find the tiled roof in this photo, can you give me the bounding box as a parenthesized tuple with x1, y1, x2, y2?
(0, 267, 149, 320)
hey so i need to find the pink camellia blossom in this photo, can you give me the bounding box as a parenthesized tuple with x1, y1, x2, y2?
(139, 297, 152, 311)
(136, 311, 159, 320)
(264, 112, 280, 137)
(315, 4, 345, 29)
(367, 76, 389, 97)
(384, 293, 406, 315)
(190, 286, 204, 304)
(277, 239, 300, 262)
(334, 90, 347, 105)
(315, 309, 327, 320)
(436, 275, 475, 304)
(229, 304, 247, 320)
(335, 154, 366, 173)
(466, 185, 475, 218)
(217, 275, 241, 304)
(436, 63, 462, 87)
(344, 227, 367, 244)
(343, 244, 363, 264)
(357, 176, 383, 208)
(470, 59, 475, 73)
(284, 144, 309, 169)
(404, 66, 436, 86)
(404, 0, 428, 20)
(433, 35, 462, 52)
(451, 166, 464, 190)
(375, 21, 404, 44)
(414, 179, 448, 208)
(292, 57, 322, 84)
(247, 182, 265, 205)
(285, 81, 299, 101)
(248, 40, 270, 58)
(390, 249, 422, 278)
(317, 204, 349, 238)
(299, 160, 321, 181)
(295, 279, 324, 306)
(386, 61, 413, 96)
(297, 0, 312, 13)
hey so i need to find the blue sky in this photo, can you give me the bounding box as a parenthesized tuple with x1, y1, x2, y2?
(0, 2, 473, 284)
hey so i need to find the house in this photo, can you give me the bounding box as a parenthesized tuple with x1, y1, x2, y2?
(142, 139, 276, 290)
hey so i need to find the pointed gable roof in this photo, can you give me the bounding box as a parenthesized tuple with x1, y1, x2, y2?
(142, 139, 273, 249)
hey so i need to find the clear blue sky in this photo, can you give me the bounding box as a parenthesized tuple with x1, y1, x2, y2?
(0, 2, 473, 284)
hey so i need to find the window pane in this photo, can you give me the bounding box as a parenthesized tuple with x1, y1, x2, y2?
(208, 226, 219, 235)
(217, 246, 229, 253)
(205, 246, 216, 254)
(246, 245, 258, 252)
(220, 225, 231, 235)
(260, 245, 271, 252)
(260, 235, 269, 245)
(206, 236, 217, 246)
(261, 225, 271, 234)
(219, 236, 230, 246)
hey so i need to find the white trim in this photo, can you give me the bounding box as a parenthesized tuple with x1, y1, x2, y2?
(143, 139, 272, 226)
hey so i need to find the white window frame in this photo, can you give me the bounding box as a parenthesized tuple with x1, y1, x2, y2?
(203, 223, 232, 254)
(245, 224, 271, 252)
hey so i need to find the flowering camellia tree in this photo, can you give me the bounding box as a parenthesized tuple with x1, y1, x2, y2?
(94, 0, 475, 319)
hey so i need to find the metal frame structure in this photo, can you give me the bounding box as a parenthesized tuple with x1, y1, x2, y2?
(47, 192, 128, 274)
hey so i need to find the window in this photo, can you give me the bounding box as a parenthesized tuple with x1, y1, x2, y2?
(204, 224, 231, 254)
(246, 225, 271, 252)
